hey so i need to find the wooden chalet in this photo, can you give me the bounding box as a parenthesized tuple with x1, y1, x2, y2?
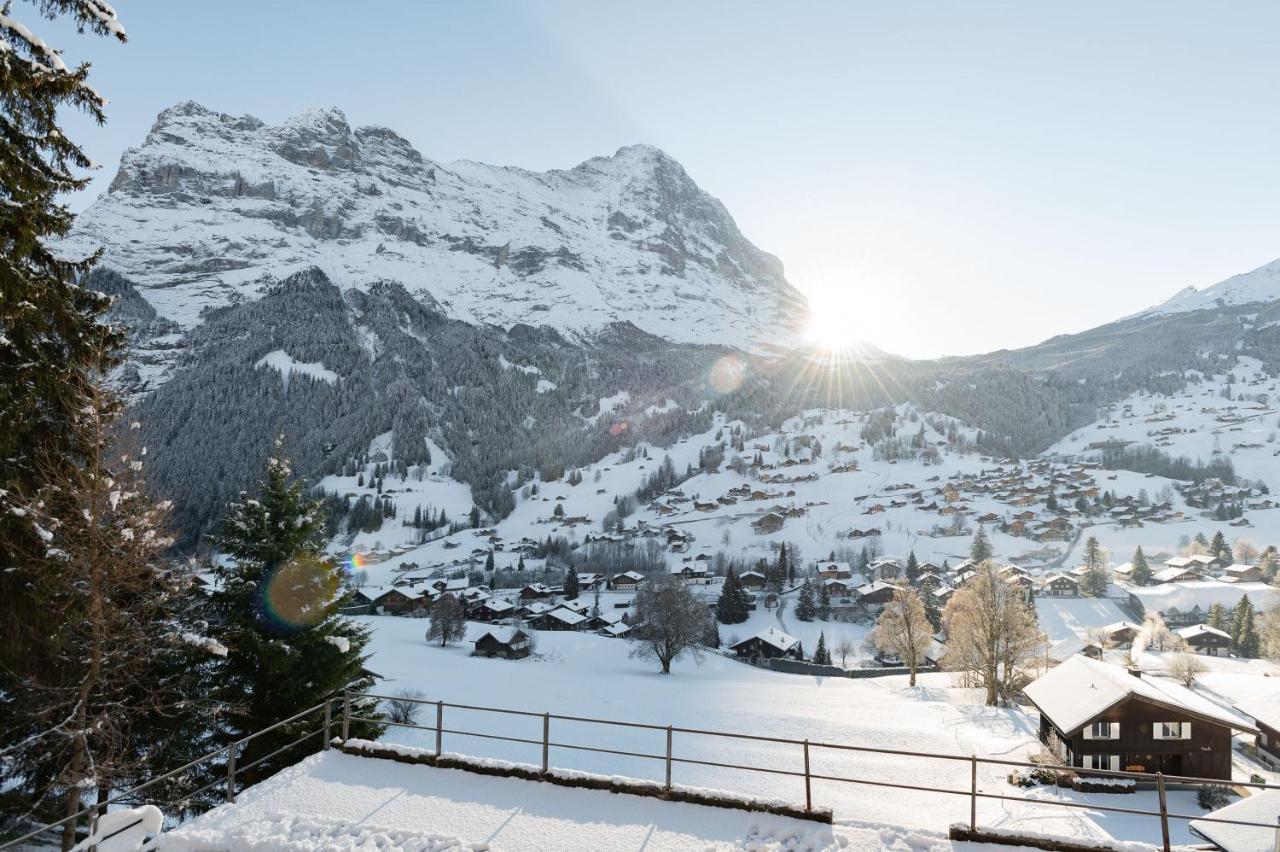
(738, 570, 767, 589)
(730, 627, 803, 661)
(1237, 693, 1280, 767)
(1222, 563, 1263, 583)
(527, 607, 587, 631)
(472, 627, 532, 660)
(471, 598, 516, 622)
(752, 511, 785, 534)
(856, 581, 897, 612)
(1038, 573, 1079, 597)
(1098, 621, 1141, 649)
(519, 583, 554, 600)
(1176, 624, 1232, 657)
(815, 561, 853, 581)
(373, 588, 424, 615)
(1152, 566, 1204, 585)
(1024, 656, 1256, 780)
(607, 571, 646, 591)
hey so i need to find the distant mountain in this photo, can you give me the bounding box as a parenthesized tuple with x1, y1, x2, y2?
(66, 101, 806, 359)
(1128, 257, 1280, 319)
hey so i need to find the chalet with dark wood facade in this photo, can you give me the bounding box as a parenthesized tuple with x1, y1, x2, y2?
(373, 588, 423, 615)
(730, 627, 803, 661)
(1176, 624, 1232, 657)
(1038, 573, 1079, 597)
(472, 628, 532, 660)
(1024, 656, 1255, 780)
(1237, 693, 1280, 768)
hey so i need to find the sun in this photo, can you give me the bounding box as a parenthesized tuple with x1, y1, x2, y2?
(802, 289, 873, 355)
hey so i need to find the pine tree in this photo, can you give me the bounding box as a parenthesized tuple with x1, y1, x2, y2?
(1232, 595, 1257, 651)
(813, 632, 830, 665)
(920, 582, 942, 630)
(564, 566, 581, 600)
(1131, 546, 1151, 586)
(209, 441, 382, 783)
(1207, 602, 1229, 631)
(715, 568, 751, 624)
(1081, 536, 1109, 596)
(1210, 531, 1230, 561)
(484, 551, 495, 572)
(469, 505, 482, 527)
(1237, 610, 1262, 658)
(970, 525, 993, 563)
(817, 581, 832, 620)
(906, 550, 920, 582)
(795, 580, 817, 621)
(0, 5, 131, 834)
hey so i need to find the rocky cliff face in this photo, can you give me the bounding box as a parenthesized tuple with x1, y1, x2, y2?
(67, 101, 806, 359)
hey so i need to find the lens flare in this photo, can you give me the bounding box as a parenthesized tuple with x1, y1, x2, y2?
(259, 554, 334, 632)
(709, 355, 747, 394)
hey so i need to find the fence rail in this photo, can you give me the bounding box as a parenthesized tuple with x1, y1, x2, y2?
(5, 690, 1280, 851)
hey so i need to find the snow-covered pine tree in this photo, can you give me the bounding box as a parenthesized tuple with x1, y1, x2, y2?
(715, 568, 751, 624)
(208, 441, 381, 784)
(813, 632, 829, 665)
(906, 550, 920, 582)
(817, 582, 832, 620)
(563, 566, 580, 600)
(0, 384, 219, 844)
(969, 525, 993, 563)
(795, 580, 816, 621)
(0, 5, 130, 831)
(1131, 546, 1151, 586)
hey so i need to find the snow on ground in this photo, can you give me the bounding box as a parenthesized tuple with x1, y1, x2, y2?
(166, 750, 1046, 851)
(254, 349, 340, 390)
(355, 616, 1205, 847)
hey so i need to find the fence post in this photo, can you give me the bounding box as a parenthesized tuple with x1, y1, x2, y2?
(970, 754, 977, 831)
(664, 726, 673, 791)
(803, 739, 812, 812)
(341, 690, 351, 741)
(322, 699, 332, 750)
(435, 701, 444, 757)
(1156, 772, 1171, 852)
(225, 740, 239, 803)
(541, 713, 550, 774)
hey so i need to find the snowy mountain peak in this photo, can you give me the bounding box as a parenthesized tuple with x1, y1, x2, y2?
(1133, 257, 1280, 319)
(74, 102, 806, 348)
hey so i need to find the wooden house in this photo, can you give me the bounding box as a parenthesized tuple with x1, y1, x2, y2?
(1152, 566, 1204, 585)
(730, 627, 803, 661)
(1221, 563, 1263, 583)
(1176, 624, 1232, 657)
(815, 561, 853, 581)
(1038, 573, 1079, 597)
(856, 581, 898, 612)
(607, 571, 646, 591)
(471, 598, 516, 622)
(373, 588, 423, 615)
(519, 583, 554, 600)
(527, 607, 587, 631)
(738, 570, 767, 589)
(1237, 693, 1280, 766)
(752, 512, 786, 534)
(822, 577, 851, 597)
(1098, 621, 1142, 649)
(1024, 656, 1256, 779)
(472, 627, 532, 660)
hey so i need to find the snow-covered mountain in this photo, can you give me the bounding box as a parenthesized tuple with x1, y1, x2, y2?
(1131, 257, 1280, 319)
(65, 101, 806, 348)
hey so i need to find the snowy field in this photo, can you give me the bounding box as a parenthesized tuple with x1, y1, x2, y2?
(166, 750, 1046, 851)
(354, 616, 1211, 847)
(1034, 597, 1134, 645)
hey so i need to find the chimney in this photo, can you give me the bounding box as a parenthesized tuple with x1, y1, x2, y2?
(1127, 667, 1143, 679)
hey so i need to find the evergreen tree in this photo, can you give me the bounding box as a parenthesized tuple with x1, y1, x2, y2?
(469, 504, 482, 527)
(209, 442, 382, 783)
(795, 580, 817, 621)
(1237, 610, 1262, 658)
(1232, 595, 1257, 651)
(564, 566, 581, 599)
(906, 550, 920, 582)
(715, 568, 751, 624)
(1207, 602, 1229, 631)
(970, 525, 993, 563)
(1131, 546, 1151, 586)
(920, 582, 942, 630)
(484, 551, 495, 572)
(1210, 531, 1230, 561)
(0, 5, 131, 834)
(813, 632, 830, 665)
(817, 581, 832, 620)
(703, 617, 722, 649)
(1081, 536, 1109, 596)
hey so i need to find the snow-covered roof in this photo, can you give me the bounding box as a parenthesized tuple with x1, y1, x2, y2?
(856, 581, 897, 597)
(1024, 656, 1255, 735)
(1153, 566, 1201, 582)
(733, 627, 800, 653)
(1099, 620, 1140, 636)
(474, 627, 527, 645)
(544, 607, 587, 626)
(1189, 789, 1280, 852)
(1175, 624, 1230, 640)
(1128, 581, 1274, 615)
(1236, 690, 1280, 732)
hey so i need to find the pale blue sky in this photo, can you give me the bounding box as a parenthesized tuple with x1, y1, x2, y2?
(50, 1, 1280, 357)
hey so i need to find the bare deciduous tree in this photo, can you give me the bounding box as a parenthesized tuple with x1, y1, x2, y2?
(426, 594, 467, 647)
(1233, 538, 1260, 566)
(834, 638, 856, 669)
(628, 576, 710, 674)
(942, 561, 1044, 705)
(385, 690, 426, 725)
(872, 587, 933, 686)
(1166, 653, 1207, 687)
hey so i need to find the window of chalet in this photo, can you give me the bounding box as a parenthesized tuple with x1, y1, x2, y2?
(1084, 721, 1119, 740)
(1153, 722, 1191, 740)
(1084, 754, 1119, 771)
